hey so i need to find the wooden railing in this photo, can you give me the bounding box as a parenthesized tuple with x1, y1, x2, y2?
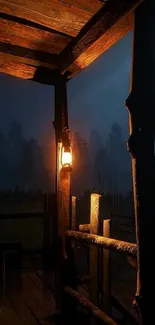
(58, 192, 138, 325)
(0, 193, 56, 262)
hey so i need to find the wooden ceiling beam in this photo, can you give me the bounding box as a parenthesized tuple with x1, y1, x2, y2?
(0, 12, 73, 39)
(0, 0, 92, 37)
(0, 52, 63, 85)
(59, 0, 143, 78)
(0, 52, 37, 79)
(0, 42, 58, 67)
(0, 16, 72, 54)
(60, 0, 103, 14)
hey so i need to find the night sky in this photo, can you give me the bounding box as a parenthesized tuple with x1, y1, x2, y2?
(0, 31, 133, 145)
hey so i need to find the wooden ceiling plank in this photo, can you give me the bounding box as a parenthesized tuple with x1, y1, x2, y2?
(59, 0, 142, 76)
(0, 41, 58, 67)
(0, 52, 62, 84)
(0, 17, 72, 54)
(0, 0, 92, 37)
(0, 11, 74, 38)
(60, 0, 103, 14)
(0, 52, 37, 79)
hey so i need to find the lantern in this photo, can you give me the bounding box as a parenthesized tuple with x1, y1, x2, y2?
(61, 145, 72, 169)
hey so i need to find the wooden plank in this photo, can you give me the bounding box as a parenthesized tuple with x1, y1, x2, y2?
(21, 274, 55, 314)
(0, 0, 92, 37)
(0, 42, 58, 66)
(0, 51, 60, 83)
(0, 16, 72, 54)
(21, 274, 54, 325)
(0, 294, 22, 325)
(0, 305, 22, 325)
(60, 0, 142, 77)
(61, 0, 103, 13)
(28, 272, 55, 306)
(0, 52, 37, 79)
(7, 289, 38, 325)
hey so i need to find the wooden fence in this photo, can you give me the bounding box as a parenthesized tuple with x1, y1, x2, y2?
(0, 192, 138, 323)
(56, 192, 138, 325)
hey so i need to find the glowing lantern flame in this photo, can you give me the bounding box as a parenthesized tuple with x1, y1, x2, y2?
(61, 146, 72, 168)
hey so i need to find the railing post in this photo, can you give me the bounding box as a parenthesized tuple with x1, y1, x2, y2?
(102, 218, 111, 316)
(42, 193, 50, 269)
(89, 193, 101, 306)
(126, 1, 155, 323)
(71, 196, 76, 231)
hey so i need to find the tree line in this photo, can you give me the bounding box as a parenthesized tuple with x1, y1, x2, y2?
(0, 121, 132, 196)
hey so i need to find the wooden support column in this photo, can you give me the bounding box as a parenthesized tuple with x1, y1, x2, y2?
(126, 1, 155, 323)
(53, 71, 77, 319)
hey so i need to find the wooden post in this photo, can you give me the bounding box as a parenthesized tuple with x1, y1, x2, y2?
(54, 72, 77, 319)
(71, 196, 76, 231)
(89, 193, 101, 306)
(102, 219, 111, 316)
(42, 193, 50, 269)
(126, 1, 155, 323)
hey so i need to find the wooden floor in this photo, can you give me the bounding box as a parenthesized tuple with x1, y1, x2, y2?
(0, 270, 57, 325)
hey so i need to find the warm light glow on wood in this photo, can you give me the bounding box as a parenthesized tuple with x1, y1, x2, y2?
(62, 146, 72, 167)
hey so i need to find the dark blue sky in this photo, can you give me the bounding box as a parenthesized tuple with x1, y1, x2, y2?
(0, 31, 133, 145)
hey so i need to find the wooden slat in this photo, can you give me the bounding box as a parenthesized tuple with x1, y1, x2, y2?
(0, 42, 58, 66)
(28, 272, 55, 306)
(0, 51, 59, 83)
(0, 294, 22, 325)
(0, 0, 92, 37)
(21, 274, 54, 325)
(8, 290, 38, 325)
(0, 17, 72, 54)
(22, 274, 55, 314)
(0, 305, 22, 325)
(60, 0, 142, 77)
(0, 52, 37, 79)
(61, 0, 103, 13)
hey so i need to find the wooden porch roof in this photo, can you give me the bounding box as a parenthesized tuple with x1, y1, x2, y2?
(0, 0, 142, 84)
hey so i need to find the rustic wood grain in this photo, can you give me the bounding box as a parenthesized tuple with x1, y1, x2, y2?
(0, 52, 37, 79)
(89, 193, 101, 306)
(60, 0, 142, 77)
(0, 17, 72, 54)
(0, 0, 92, 37)
(60, 0, 103, 13)
(0, 52, 62, 84)
(0, 42, 58, 72)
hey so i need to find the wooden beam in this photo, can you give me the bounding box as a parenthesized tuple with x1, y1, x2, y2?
(0, 52, 61, 84)
(0, 0, 92, 37)
(59, 0, 143, 77)
(0, 52, 37, 79)
(60, 0, 103, 14)
(0, 16, 72, 54)
(0, 12, 74, 39)
(0, 42, 58, 66)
